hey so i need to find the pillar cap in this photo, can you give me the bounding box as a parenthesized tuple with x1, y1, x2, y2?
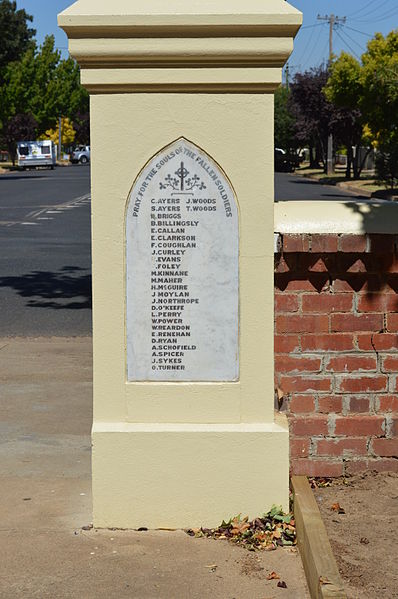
(58, 0, 302, 92)
(58, 0, 302, 38)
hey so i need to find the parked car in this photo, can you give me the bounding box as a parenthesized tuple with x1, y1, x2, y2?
(275, 148, 300, 173)
(17, 140, 56, 170)
(70, 145, 90, 164)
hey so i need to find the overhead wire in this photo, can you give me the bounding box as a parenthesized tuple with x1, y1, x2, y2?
(353, 5, 398, 23)
(295, 22, 324, 68)
(338, 27, 366, 53)
(301, 23, 325, 69)
(300, 23, 325, 30)
(334, 28, 361, 60)
(346, 0, 376, 18)
(368, 8, 398, 23)
(344, 25, 373, 38)
(349, 0, 392, 21)
(319, 38, 330, 66)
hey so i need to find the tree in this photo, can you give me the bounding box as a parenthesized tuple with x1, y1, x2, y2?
(42, 117, 76, 147)
(2, 112, 37, 164)
(376, 137, 398, 191)
(325, 53, 367, 179)
(0, 0, 35, 75)
(52, 57, 89, 121)
(274, 85, 296, 152)
(73, 111, 90, 145)
(360, 30, 398, 140)
(289, 65, 334, 170)
(0, 35, 88, 138)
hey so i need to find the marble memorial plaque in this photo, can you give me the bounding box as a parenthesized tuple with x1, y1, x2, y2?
(126, 138, 239, 381)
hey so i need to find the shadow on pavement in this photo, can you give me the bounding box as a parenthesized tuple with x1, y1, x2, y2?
(0, 175, 48, 181)
(288, 178, 322, 185)
(0, 266, 92, 309)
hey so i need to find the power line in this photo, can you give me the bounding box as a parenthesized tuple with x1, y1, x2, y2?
(334, 28, 361, 61)
(339, 27, 366, 53)
(346, 0, 375, 19)
(295, 22, 324, 67)
(353, 4, 398, 23)
(349, 0, 391, 21)
(300, 23, 325, 30)
(370, 7, 398, 23)
(344, 26, 372, 38)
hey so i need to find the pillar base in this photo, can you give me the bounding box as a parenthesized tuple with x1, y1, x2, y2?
(92, 415, 289, 529)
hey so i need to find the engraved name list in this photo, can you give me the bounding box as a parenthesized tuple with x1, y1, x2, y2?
(126, 138, 239, 382)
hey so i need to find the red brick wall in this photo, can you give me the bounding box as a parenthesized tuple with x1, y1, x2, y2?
(275, 233, 398, 476)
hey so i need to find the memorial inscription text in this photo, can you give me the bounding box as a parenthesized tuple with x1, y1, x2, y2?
(126, 138, 239, 382)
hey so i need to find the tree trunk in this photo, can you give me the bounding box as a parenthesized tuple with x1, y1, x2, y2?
(357, 146, 372, 178)
(352, 146, 360, 179)
(346, 146, 353, 179)
(309, 144, 316, 168)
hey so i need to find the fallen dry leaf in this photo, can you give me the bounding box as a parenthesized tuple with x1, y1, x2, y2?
(277, 580, 287, 588)
(319, 576, 332, 585)
(266, 571, 280, 580)
(331, 502, 345, 514)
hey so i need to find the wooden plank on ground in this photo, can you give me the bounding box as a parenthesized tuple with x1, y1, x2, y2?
(291, 476, 347, 599)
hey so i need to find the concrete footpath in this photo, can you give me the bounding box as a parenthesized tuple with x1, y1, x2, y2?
(0, 338, 309, 598)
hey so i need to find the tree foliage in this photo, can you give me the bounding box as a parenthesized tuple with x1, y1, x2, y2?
(3, 112, 37, 164)
(0, 0, 35, 75)
(360, 30, 398, 140)
(376, 139, 398, 190)
(325, 53, 367, 178)
(274, 85, 296, 152)
(0, 35, 89, 143)
(42, 117, 76, 147)
(73, 112, 90, 145)
(325, 30, 398, 184)
(289, 65, 334, 169)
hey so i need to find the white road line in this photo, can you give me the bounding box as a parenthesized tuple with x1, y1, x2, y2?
(1, 193, 91, 227)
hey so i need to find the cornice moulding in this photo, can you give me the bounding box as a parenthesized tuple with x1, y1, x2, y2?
(69, 37, 294, 68)
(81, 67, 282, 94)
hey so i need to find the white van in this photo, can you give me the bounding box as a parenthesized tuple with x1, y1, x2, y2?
(17, 140, 56, 170)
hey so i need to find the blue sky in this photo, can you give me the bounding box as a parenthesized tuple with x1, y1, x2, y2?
(16, 0, 398, 74)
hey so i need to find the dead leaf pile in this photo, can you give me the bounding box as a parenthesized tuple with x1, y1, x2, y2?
(186, 505, 296, 551)
(309, 477, 332, 489)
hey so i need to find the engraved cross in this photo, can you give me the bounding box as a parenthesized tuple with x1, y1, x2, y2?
(175, 162, 189, 191)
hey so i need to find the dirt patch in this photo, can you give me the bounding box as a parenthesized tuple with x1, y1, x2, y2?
(313, 471, 398, 599)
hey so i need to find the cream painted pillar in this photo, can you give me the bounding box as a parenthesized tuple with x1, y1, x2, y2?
(59, 0, 302, 528)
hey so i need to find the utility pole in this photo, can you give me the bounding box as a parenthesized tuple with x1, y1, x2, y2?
(285, 63, 290, 91)
(317, 14, 346, 175)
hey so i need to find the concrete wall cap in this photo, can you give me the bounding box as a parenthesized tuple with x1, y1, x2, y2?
(275, 200, 398, 235)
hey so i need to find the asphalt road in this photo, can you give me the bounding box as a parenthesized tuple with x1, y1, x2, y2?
(275, 172, 368, 201)
(0, 169, 363, 336)
(0, 166, 91, 336)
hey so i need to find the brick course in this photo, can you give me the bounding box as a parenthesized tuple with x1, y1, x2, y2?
(275, 233, 398, 476)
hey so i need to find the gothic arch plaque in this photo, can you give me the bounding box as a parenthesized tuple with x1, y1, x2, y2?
(126, 138, 239, 382)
